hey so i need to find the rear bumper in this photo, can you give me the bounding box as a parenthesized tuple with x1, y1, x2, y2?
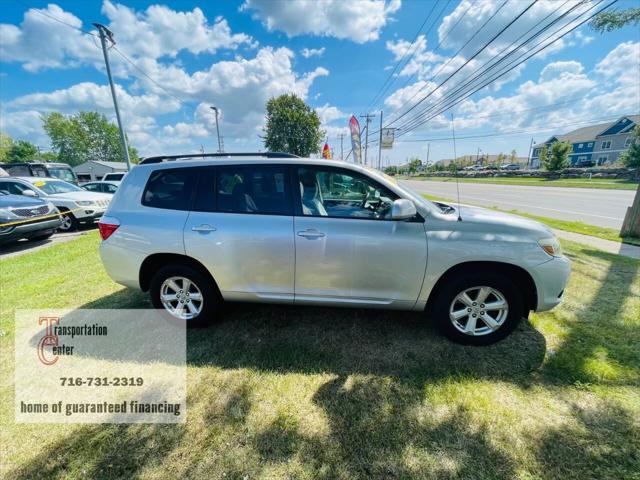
(530, 255, 571, 312)
(99, 240, 146, 290)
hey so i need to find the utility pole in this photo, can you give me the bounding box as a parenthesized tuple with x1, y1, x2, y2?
(93, 23, 131, 171)
(360, 113, 375, 166)
(210, 106, 222, 153)
(377, 110, 383, 169)
(338, 133, 344, 161)
(621, 184, 640, 238)
(527, 137, 535, 169)
(426, 143, 430, 167)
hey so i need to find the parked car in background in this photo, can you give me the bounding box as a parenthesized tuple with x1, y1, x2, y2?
(0, 177, 111, 231)
(0, 192, 61, 245)
(99, 153, 570, 345)
(102, 172, 127, 183)
(500, 163, 521, 170)
(575, 159, 595, 168)
(82, 181, 119, 194)
(2, 162, 78, 185)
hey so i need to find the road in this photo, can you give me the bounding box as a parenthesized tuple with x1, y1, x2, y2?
(401, 180, 635, 229)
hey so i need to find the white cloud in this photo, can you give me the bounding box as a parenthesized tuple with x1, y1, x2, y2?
(0, 1, 254, 73)
(100, 1, 255, 59)
(595, 41, 639, 83)
(315, 104, 346, 123)
(0, 4, 99, 72)
(240, 0, 401, 43)
(301, 47, 326, 58)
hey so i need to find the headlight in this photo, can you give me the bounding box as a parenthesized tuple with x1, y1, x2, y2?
(538, 237, 562, 257)
(76, 200, 95, 206)
(0, 208, 18, 219)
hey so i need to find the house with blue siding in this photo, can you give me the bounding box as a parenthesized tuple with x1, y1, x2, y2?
(530, 115, 639, 168)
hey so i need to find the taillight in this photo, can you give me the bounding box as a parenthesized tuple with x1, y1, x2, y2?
(98, 222, 119, 240)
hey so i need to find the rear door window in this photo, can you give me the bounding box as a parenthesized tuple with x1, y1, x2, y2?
(211, 165, 292, 215)
(142, 168, 198, 210)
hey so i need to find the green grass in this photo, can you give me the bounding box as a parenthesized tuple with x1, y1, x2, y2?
(1, 233, 639, 479)
(423, 193, 640, 247)
(408, 175, 639, 190)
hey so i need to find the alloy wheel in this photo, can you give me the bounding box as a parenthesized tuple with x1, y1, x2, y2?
(449, 286, 509, 336)
(160, 276, 204, 320)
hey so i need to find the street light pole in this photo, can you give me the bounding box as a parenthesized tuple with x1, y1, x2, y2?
(93, 23, 131, 171)
(210, 106, 222, 153)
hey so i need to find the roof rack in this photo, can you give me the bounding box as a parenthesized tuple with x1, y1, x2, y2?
(139, 152, 299, 165)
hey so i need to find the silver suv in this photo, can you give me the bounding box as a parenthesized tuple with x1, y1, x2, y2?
(99, 153, 570, 345)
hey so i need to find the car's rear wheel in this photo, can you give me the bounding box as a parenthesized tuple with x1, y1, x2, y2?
(150, 265, 220, 327)
(432, 271, 523, 345)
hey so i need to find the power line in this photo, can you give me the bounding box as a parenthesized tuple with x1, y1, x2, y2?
(110, 46, 190, 107)
(13, 0, 98, 37)
(393, 0, 590, 135)
(366, 0, 445, 111)
(394, 0, 614, 137)
(379, 0, 511, 131)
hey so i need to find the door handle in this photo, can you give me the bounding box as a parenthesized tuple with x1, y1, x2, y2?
(191, 224, 217, 233)
(297, 229, 325, 239)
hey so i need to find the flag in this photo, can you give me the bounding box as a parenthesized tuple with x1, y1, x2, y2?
(322, 142, 332, 159)
(349, 115, 362, 164)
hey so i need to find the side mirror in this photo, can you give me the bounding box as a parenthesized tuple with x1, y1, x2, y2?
(391, 199, 416, 221)
(22, 189, 37, 197)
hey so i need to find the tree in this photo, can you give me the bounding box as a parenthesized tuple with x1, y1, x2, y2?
(620, 126, 640, 168)
(590, 7, 640, 32)
(509, 149, 517, 163)
(263, 94, 323, 157)
(538, 145, 548, 169)
(407, 157, 422, 174)
(6, 140, 38, 163)
(0, 133, 13, 162)
(543, 142, 571, 171)
(42, 111, 138, 167)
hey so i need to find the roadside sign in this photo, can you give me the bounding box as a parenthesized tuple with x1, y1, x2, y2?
(381, 128, 396, 149)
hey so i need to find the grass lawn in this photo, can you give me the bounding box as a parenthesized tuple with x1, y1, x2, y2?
(1, 233, 639, 479)
(407, 175, 639, 191)
(422, 193, 640, 247)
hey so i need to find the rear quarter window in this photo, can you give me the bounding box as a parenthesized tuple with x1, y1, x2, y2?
(142, 168, 197, 210)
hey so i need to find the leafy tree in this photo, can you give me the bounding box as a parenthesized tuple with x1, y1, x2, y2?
(0, 133, 13, 162)
(590, 7, 640, 32)
(42, 111, 138, 166)
(620, 126, 640, 168)
(538, 145, 548, 169)
(383, 165, 398, 175)
(509, 149, 517, 163)
(263, 94, 323, 157)
(407, 157, 422, 174)
(6, 140, 38, 163)
(497, 152, 506, 165)
(543, 142, 571, 171)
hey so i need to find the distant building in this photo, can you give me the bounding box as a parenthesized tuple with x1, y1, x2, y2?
(73, 160, 128, 183)
(530, 115, 639, 168)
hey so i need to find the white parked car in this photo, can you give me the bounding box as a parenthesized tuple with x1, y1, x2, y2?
(0, 177, 111, 231)
(98, 154, 571, 345)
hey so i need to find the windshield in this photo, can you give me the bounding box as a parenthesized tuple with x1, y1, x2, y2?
(30, 179, 82, 195)
(367, 168, 440, 211)
(47, 167, 77, 183)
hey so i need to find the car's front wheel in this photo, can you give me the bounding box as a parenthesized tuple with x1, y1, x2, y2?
(433, 271, 524, 345)
(58, 209, 78, 232)
(149, 265, 220, 327)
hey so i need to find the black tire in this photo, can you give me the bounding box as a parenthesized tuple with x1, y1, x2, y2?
(432, 271, 524, 346)
(58, 209, 79, 232)
(150, 264, 220, 328)
(28, 231, 54, 241)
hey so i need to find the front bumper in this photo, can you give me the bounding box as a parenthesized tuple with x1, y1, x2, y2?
(0, 216, 62, 244)
(530, 255, 572, 312)
(75, 208, 107, 222)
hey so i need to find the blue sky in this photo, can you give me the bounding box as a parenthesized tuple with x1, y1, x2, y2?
(1, 0, 639, 164)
